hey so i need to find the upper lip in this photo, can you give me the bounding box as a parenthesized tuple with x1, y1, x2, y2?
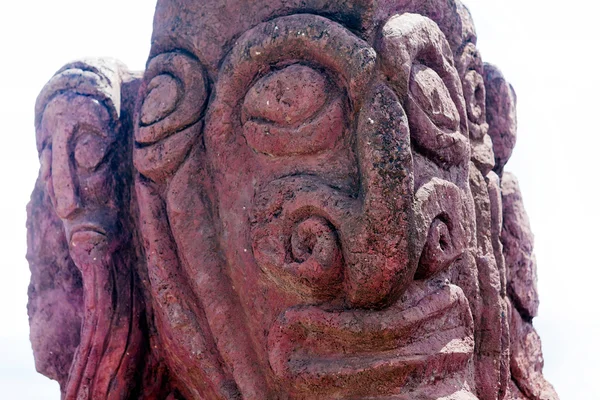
(70, 224, 107, 238)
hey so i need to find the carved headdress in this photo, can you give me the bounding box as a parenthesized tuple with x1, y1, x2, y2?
(34, 59, 124, 133)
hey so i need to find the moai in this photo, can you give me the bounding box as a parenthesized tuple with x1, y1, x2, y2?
(27, 1, 557, 399)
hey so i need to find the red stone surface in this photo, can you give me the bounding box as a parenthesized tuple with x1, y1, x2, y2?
(27, 1, 556, 399)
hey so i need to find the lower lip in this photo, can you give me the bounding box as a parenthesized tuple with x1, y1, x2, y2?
(70, 229, 107, 245)
(267, 282, 473, 394)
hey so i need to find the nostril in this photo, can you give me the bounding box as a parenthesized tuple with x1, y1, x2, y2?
(414, 179, 469, 282)
(253, 213, 344, 300)
(291, 217, 337, 265)
(415, 217, 454, 280)
(251, 177, 353, 300)
(57, 204, 81, 220)
(439, 235, 449, 251)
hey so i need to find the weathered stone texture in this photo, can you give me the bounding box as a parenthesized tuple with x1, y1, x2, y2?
(501, 173, 539, 320)
(26, 1, 556, 399)
(484, 64, 518, 176)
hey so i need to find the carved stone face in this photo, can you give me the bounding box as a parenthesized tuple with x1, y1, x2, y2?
(28, 2, 557, 399)
(201, 13, 475, 397)
(133, 6, 480, 396)
(33, 67, 148, 400)
(38, 93, 120, 260)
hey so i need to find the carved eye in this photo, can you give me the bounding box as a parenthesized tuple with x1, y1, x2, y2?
(242, 65, 345, 156)
(74, 131, 109, 170)
(410, 64, 460, 132)
(243, 65, 328, 126)
(379, 13, 469, 167)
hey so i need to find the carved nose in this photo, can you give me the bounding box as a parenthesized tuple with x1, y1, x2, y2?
(52, 149, 81, 219)
(339, 82, 415, 308)
(251, 83, 415, 307)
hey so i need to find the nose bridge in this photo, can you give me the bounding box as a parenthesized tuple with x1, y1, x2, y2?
(250, 83, 416, 308)
(342, 82, 415, 308)
(356, 84, 413, 226)
(52, 136, 81, 219)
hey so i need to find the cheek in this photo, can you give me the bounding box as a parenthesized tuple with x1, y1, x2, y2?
(40, 148, 52, 181)
(40, 149, 57, 205)
(77, 168, 118, 208)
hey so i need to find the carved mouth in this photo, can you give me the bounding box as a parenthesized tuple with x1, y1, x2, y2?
(267, 281, 474, 398)
(70, 224, 107, 240)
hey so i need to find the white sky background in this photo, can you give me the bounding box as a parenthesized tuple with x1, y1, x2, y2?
(0, 0, 598, 398)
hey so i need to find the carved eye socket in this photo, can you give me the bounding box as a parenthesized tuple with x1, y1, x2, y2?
(410, 64, 460, 132)
(243, 65, 329, 126)
(242, 64, 345, 157)
(74, 131, 109, 170)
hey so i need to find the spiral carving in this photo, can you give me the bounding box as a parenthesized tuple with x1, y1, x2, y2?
(134, 51, 207, 181)
(414, 178, 469, 279)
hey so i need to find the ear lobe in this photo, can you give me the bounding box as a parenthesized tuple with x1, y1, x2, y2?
(414, 179, 469, 280)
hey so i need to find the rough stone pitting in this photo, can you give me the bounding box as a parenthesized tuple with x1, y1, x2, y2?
(508, 300, 559, 400)
(27, 179, 82, 388)
(501, 173, 540, 320)
(27, 1, 556, 399)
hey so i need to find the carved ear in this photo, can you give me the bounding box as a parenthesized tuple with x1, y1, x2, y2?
(414, 178, 469, 279)
(134, 52, 207, 182)
(378, 13, 469, 168)
(136, 52, 207, 144)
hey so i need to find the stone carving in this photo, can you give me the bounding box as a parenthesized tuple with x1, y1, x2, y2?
(30, 60, 170, 399)
(26, 1, 556, 399)
(483, 66, 557, 400)
(31, 59, 143, 398)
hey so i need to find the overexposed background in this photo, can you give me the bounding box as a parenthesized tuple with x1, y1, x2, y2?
(0, 0, 598, 398)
